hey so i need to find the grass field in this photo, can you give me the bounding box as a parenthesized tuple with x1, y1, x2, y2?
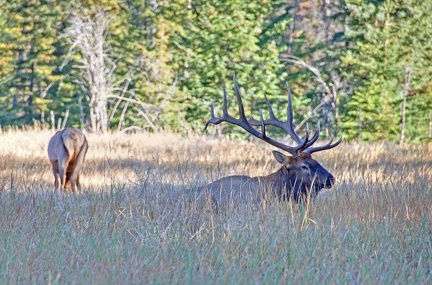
(0, 130, 431, 284)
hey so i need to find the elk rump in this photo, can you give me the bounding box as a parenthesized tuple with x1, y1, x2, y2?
(48, 127, 88, 191)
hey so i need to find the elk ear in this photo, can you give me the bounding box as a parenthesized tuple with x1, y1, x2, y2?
(272, 150, 290, 166)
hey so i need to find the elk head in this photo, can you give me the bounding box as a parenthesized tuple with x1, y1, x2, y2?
(204, 75, 342, 202)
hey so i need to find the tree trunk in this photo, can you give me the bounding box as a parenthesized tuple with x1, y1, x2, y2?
(400, 66, 411, 146)
(358, 107, 362, 143)
(429, 110, 432, 138)
(62, 9, 161, 133)
(62, 10, 111, 133)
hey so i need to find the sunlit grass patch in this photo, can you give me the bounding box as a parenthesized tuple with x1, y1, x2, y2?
(0, 130, 431, 284)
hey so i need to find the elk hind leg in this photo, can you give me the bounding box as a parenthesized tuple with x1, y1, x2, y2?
(69, 172, 80, 192)
(76, 175, 81, 191)
(58, 156, 71, 190)
(51, 165, 60, 189)
(70, 145, 87, 192)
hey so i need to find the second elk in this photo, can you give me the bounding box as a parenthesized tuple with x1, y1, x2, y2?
(48, 127, 89, 192)
(188, 75, 342, 208)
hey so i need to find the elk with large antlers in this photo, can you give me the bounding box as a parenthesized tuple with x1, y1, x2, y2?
(184, 75, 341, 208)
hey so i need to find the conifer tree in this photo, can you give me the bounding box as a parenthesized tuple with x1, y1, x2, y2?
(341, 0, 432, 142)
(167, 0, 288, 133)
(0, 1, 64, 126)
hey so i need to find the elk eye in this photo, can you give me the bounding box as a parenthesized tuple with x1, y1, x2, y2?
(301, 165, 309, 171)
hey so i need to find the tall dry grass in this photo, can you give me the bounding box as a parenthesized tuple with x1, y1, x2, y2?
(0, 130, 431, 284)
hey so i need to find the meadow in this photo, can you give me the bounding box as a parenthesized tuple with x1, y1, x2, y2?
(0, 129, 431, 284)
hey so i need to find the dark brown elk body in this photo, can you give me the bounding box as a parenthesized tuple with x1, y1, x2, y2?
(190, 152, 335, 208)
(48, 127, 88, 191)
(183, 75, 341, 208)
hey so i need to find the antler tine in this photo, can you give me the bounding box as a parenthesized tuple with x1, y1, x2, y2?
(204, 85, 235, 130)
(303, 121, 321, 149)
(233, 74, 247, 121)
(248, 93, 276, 125)
(292, 124, 310, 153)
(259, 109, 266, 139)
(286, 82, 304, 145)
(210, 102, 216, 118)
(204, 102, 216, 130)
(264, 93, 276, 119)
(304, 134, 343, 154)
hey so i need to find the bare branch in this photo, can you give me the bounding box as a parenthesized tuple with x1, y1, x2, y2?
(107, 94, 160, 112)
(280, 55, 340, 133)
(280, 55, 333, 102)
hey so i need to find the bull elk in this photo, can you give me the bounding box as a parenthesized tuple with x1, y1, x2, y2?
(48, 127, 88, 191)
(184, 75, 342, 208)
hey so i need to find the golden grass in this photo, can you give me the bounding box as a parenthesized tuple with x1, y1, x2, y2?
(0, 130, 431, 284)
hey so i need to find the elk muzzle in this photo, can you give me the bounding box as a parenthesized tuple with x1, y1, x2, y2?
(322, 174, 335, 189)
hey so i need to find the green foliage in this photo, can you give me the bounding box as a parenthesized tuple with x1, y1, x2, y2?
(341, 0, 432, 142)
(0, 1, 58, 124)
(105, 0, 181, 131)
(167, 0, 288, 133)
(278, 1, 349, 137)
(0, 0, 430, 142)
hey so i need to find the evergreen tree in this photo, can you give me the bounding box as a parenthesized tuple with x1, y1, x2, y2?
(280, 0, 349, 135)
(0, 1, 65, 126)
(112, 0, 180, 131)
(167, 0, 289, 133)
(341, 0, 432, 142)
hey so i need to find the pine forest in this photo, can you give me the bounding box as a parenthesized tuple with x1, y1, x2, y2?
(1, 0, 431, 143)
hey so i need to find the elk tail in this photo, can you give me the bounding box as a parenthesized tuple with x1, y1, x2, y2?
(75, 137, 89, 166)
(61, 131, 77, 158)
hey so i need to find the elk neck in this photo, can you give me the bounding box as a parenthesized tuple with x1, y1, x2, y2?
(256, 166, 298, 201)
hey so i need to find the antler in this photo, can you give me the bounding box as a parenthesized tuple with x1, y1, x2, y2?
(204, 74, 342, 157)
